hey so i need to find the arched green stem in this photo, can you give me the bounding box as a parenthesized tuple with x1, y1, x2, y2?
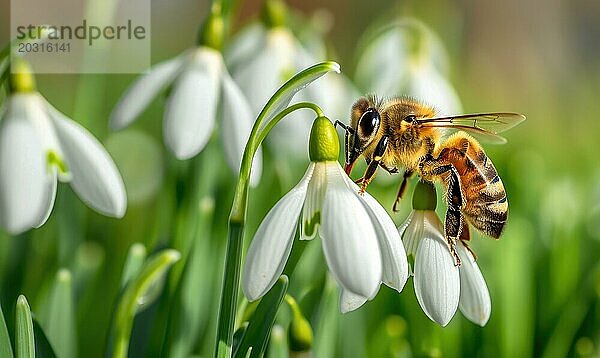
(216, 102, 321, 358)
(214, 61, 339, 358)
(256, 102, 324, 149)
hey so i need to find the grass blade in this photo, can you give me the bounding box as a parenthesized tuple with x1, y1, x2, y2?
(15, 295, 34, 358)
(0, 301, 14, 358)
(33, 318, 58, 358)
(234, 276, 288, 358)
(42, 269, 76, 358)
(120, 243, 148, 289)
(111, 249, 181, 358)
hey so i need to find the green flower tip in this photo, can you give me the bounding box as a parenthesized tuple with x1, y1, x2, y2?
(57, 268, 72, 283)
(47, 150, 69, 176)
(309, 116, 340, 162)
(385, 316, 407, 338)
(9, 59, 36, 93)
(130, 243, 147, 257)
(164, 249, 182, 263)
(198, 3, 224, 50)
(303, 211, 320, 237)
(261, 0, 287, 29)
(16, 295, 30, 310)
(412, 180, 437, 210)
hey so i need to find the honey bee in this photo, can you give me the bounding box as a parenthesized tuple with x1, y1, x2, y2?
(335, 96, 525, 265)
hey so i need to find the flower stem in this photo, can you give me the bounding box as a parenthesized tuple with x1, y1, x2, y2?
(256, 102, 324, 146)
(214, 61, 340, 358)
(230, 101, 323, 224)
(215, 103, 321, 358)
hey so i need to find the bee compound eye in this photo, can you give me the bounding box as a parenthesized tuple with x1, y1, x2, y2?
(404, 115, 416, 123)
(359, 109, 380, 137)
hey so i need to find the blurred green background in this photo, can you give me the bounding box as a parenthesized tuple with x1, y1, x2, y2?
(1, 0, 600, 357)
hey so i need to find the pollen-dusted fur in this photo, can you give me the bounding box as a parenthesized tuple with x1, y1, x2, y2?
(346, 96, 517, 265)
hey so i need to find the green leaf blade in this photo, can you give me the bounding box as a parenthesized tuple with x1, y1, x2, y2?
(0, 302, 14, 358)
(112, 249, 181, 358)
(15, 295, 35, 358)
(234, 276, 289, 358)
(42, 269, 76, 358)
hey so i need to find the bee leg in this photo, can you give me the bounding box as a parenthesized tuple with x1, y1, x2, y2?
(393, 170, 414, 212)
(420, 156, 465, 265)
(459, 221, 477, 261)
(444, 166, 464, 266)
(334, 120, 354, 166)
(423, 161, 463, 266)
(359, 136, 389, 194)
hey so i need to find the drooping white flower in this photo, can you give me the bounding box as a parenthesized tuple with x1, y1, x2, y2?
(400, 210, 460, 326)
(242, 117, 408, 312)
(109, 45, 262, 185)
(355, 19, 462, 116)
(226, 21, 358, 158)
(399, 209, 491, 326)
(0, 91, 127, 235)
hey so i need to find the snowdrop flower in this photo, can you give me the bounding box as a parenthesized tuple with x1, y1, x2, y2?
(399, 181, 491, 326)
(109, 6, 261, 185)
(0, 61, 126, 235)
(242, 116, 408, 312)
(226, 0, 357, 157)
(355, 19, 462, 115)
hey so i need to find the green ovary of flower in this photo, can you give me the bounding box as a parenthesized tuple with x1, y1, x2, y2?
(309, 116, 340, 162)
(9, 59, 36, 93)
(198, 4, 224, 50)
(261, 0, 287, 28)
(412, 180, 437, 210)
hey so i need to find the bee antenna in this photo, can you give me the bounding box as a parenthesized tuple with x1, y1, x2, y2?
(334, 120, 354, 134)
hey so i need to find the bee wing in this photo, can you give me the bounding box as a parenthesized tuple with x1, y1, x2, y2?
(417, 113, 526, 144)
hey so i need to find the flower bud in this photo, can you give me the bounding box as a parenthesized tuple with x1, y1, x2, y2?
(412, 180, 437, 211)
(288, 314, 313, 352)
(309, 116, 340, 162)
(286, 295, 313, 353)
(198, 3, 224, 50)
(9, 58, 36, 93)
(261, 0, 287, 29)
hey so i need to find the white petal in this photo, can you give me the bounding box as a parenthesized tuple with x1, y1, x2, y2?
(414, 223, 460, 326)
(164, 48, 222, 160)
(219, 70, 262, 187)
(0, 103, 55, 234)
(242, 164, 314, 301)
(110, 52, 187, 130)
(34, 168, 58, 228)
(400, 211, 423, 258)
(339, 290, 368, 314)
(224, 23, 267, 71)
(355, 28, 409, 94)
(457, 243, 491, 326)
(360, 190, 409, 293)
(408, 63, 462, 116)
(300, 162, 327, 240)
(8, 94, 63, 157)
(47, 104, 127, 218)
(320, 162, 382, 299)
(232, 28, 296, 116)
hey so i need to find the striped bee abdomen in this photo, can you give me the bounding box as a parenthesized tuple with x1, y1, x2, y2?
(438, 133, 508, 239)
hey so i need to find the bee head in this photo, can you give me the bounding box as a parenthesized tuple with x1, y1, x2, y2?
(345, 96, 382, 175)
